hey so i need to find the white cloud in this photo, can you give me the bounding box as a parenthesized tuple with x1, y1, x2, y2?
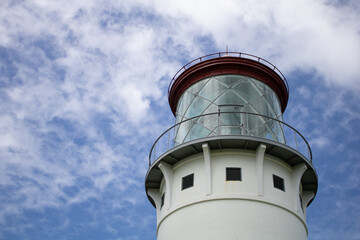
(150, 0, 360, 87)
(296, 86, 311, 99)
(0, 0, 359, 239)
(309, 136, 330, 148)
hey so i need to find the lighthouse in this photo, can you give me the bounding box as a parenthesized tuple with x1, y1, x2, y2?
(145, 52, 318, 240)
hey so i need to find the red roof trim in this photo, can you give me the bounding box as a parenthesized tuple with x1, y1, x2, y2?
(168, 56, 289, 115)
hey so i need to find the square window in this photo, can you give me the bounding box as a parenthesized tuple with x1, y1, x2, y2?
(182, 173, 194, 190)
(273, 174, 285, 191)
(226, 167, 242, 181)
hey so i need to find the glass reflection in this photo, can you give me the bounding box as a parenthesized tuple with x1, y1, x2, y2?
(174, 74, 285, 145)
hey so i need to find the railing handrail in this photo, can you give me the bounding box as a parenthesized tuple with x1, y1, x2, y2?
(148, 112, 312, 166)
(168, 52, 289, 98)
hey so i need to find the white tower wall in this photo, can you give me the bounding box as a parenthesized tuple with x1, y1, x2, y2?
(158, 200, 306, 240)
(148, 144, 313, 240)
(145, 53, 317, 239)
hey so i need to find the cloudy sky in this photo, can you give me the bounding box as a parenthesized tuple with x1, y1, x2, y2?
(0, 0, 359, 239)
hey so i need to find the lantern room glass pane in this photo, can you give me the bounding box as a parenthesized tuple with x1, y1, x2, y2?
(203, 103, 218, 114)
(220, 126, 242, 135)
(214, 90, 246, 105)
(176, 91, 195, 116)
(187, 79, 208, 94)
(184, 122, 212, 142)
(251, 96, 275, 119)
(184, 96, 211, 118)
(233, 78, 262, 102)
(198, 78, 228, 102)
(174, 74, 284, 145)
(197, 114, 218, 132)
(217, 75, 243, 87)
(174, 117, 193, 144)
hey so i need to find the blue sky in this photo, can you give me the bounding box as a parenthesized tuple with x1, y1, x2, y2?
(0, 0, 359, 239)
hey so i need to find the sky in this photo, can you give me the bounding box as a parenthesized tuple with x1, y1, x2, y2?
(0, 0, 359, 239)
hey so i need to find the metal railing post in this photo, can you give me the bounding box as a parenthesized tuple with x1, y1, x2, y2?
(167, 131, 170, 150)
(294, 131, 299, 151)
(153, 144, 156, 165)
(217, 110, 221, 135)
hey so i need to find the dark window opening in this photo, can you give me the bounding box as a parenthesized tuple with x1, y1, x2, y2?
(182, 173, 194, 190)
(161, 193, 165, 209)
(226, 167, 242, 181)
(273, 174, 285, 191)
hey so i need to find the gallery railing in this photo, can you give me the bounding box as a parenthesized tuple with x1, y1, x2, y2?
(149, 112, 312, 166)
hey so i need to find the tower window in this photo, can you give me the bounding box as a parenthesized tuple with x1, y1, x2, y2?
(226, 167, 242, 181)
(182, 173, 194, 190)
(161, 193, 165, 209)
(273, 174, 285, 191)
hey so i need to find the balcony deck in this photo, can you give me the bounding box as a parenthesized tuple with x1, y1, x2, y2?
(145, 112, 318, 207)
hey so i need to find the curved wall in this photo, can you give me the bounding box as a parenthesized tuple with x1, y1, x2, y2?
(158, 200, 307, 240)
(153, 147, 311, 240)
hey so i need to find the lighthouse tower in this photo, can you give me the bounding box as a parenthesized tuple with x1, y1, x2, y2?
(145, 52, 317, 240)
